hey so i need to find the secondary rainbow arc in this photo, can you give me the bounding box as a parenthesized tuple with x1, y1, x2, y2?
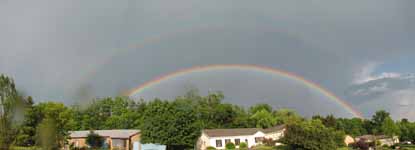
(123, 64, 363, 118)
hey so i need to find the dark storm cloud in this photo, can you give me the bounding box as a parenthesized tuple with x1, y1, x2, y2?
(1, 0, 414, 117)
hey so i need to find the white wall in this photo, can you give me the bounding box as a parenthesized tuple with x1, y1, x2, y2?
(207, 131, 266, 149)
(197, 133, 210, 150)
(264, 129, 285, 141)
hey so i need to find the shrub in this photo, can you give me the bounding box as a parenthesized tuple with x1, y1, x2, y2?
(86, 130, 104, 149)
(275, 145, 291, 150)
(206, 146, 216, 150)
(225, 143, 235, 149)
(353, 139, 369, 150)
(239, 142, 248, 149)
(252, 145, 274, 150)
(262, 138, 277, 146)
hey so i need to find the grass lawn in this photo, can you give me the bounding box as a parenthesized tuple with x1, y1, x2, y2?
(337, 147, 352, 150)
(10, 147, 40, 150)
(399, 144, 415, 150)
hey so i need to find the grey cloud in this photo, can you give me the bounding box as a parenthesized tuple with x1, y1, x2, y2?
(1, 0, 414, 117)
(358, 89, 415, 120)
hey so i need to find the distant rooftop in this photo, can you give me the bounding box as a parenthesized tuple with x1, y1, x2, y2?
(69, 129, 140, 139)
(355, 135, 396, 141)
(203, 128, 261, 137)
(262, 125, 286, 133)
(202, 125, 285, 137)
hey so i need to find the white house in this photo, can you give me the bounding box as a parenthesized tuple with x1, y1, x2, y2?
(355, 135, 400, 146)
(196, 125, 285, 150)
(262, 125, 286, 142)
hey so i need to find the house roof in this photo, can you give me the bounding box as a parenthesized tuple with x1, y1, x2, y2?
(202, 125, 286, 137)
(355, 135, 394, 141)
(355, 135, 376, 141)
(203, 128, 262, 137)
(69, 129, 140, 139)
(262, 125, 286, 133)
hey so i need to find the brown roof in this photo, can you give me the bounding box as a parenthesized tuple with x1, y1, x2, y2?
(69, 130, 140, 139)
(203, 125, 286, 137)
(356, 135, 376, 141)
(356, 135, 392, 141)
(262, 125, 286, 133)
(203, 128, 261, 137)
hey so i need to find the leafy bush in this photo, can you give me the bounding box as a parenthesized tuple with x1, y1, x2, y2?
(225, 143, 235, 149)
(252, 145, 274, 150)
(239, 142, 248, 149)
(262, 138, 277, 146)
(352, 139, 369, 150)
(86, 131, 104, 149)
(275, 145, 291, 150)
(206, 146, 216, 150)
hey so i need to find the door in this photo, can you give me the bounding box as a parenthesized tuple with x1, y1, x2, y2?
(133, 142, 140, 150)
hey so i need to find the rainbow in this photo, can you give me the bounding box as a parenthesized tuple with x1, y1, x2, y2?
(123, 64, 363, 118)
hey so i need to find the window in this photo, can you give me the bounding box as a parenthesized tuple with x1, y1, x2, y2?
(235, 139, 240, 145)
(74, 141, 79, 147)
(245, 139, 248, 145)
(112, 139, 126, 148)
(216, 140, 222, 147)
(255, 137, 264, 143)
(225, 139, 231, 144)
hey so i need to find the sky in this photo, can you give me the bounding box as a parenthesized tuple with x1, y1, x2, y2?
(1, 0, 414, 119)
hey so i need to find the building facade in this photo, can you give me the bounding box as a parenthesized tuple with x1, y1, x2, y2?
(355, 135, 400, 146)
(344, 135, 355, 146)
(68, 129, 141, 150)
(197, 125, 285, 150)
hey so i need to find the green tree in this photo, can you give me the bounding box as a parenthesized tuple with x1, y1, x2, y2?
(0, 75, 23, 149)
(273, 109, 303, 125)
(335, 118, 367, 137)
(229, 106, 250, 128)
(249, 103, 273, 114)
(323, 115, 337, 128)
(34, 102, 75, 148)
(397, 119, 415, 143)
(86, 130, 104, 149)
(36, 118, 59, 150)
(14, 96, 38, 146)
(76, 97, 143, 130)
(140, 99, 201, 150)
(104, 97, 142, 129)
(363, 119, 376, 134)
(281, 120, 338, 150)
(380, 117, 399, 137)
(371, 110, 390, 134)
(250, 109, 276, 128)
(312, 115, 337, 128)
(194, 92, 240, 128)
(332, 129, 346, 147)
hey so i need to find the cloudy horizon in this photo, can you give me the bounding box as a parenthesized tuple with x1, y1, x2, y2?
(1, 0, 414, 119)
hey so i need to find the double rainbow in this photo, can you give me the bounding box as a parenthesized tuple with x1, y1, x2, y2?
(123, 64, 363, 118)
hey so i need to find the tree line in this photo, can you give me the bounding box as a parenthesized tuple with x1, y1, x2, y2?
(1, 74, 415, 150)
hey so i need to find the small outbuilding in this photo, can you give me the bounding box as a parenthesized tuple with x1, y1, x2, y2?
(344, 135, 355, 146)
(68, 129, 141, 150)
